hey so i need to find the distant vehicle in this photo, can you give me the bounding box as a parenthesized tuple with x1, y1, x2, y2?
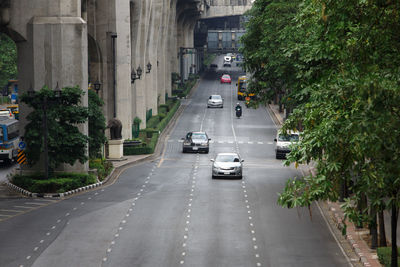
(208, 95, 224, 108)
(209, 63, 218, 69)
(0, 117, 20, 164)
(0, 109, 15, 119)
(220, 74, 231, 84)
(224, 56, 232, 62)
(223, 61, 232, 67)
(6, 105, 19, 120)
(182, 132, 211, 153)
(236, 76, 254, 100)
(274, 131, 300, 159)
(211, 152, 244, 179)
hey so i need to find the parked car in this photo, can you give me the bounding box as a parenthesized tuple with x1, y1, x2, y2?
(208, 95, 224, 108)
(182, 132, 211, 153)
(220, 74, 231, 84)
(274, 131, 300, 159)
(211, 152, 244, 179)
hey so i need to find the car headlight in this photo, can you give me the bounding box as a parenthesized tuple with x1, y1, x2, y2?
(277, 145, 287, 150)
(183, 142, 191, 146)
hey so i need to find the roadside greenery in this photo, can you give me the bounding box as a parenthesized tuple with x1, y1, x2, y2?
(124, 99, 180, 155)
(12, 173, 97, 194)
(242, 1, 400, 265)
(21, 86, 89, 171)
(88, 89, 107, 158)
(0, 33, 17, 88)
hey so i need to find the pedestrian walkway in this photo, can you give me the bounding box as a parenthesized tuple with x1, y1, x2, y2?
(267, 103, 381, 267)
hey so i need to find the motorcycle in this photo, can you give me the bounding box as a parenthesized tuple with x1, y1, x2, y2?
(245, 96, 250, 108)
(235, 106, 242, 118)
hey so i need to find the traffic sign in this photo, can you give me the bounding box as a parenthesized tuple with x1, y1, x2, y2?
(17, 149, 27, 165)
(18, 141, 26, 150)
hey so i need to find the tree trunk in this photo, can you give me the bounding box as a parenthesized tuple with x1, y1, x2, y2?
(356, 193, 367, 229)
(391, 202, 398, 267)
(370, 205, 378, 249)
(378, 210, 387, 247)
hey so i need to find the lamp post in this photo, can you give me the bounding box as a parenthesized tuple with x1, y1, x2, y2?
(28, 83, 61, 179)
(94, 79, 101, 95)
(131, 66, 143, 83)
(146, 62, 152, 73)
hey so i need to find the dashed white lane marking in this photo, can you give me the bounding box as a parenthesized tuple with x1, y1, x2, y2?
(34, 247, 39, 251)
(26, 256, 31, 260)
(248, 141, 254, 144)
(24, 202, 44, 206)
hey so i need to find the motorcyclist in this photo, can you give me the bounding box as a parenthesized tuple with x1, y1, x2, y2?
(235, 103, 242, 118)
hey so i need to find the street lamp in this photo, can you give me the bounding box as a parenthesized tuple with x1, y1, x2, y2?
(94, 79, 102, 94)
(131, 66, 143, 83)
(146, 62, 152, 73)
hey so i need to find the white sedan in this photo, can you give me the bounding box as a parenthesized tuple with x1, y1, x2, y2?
(211, 152, 244, 179)
(207, 95, 224, 108)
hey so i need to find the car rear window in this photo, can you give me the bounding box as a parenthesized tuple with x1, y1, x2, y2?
(211, 95, 222, 100)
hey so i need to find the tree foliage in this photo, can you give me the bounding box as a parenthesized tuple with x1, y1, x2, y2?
(243, 0, 400, 264)
(0, 33, 17, 88)
(88, 90, 106, 158)
(21, 86, 89, 171)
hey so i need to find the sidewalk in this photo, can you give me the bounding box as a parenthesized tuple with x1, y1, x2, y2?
(267, 104, 381, 267)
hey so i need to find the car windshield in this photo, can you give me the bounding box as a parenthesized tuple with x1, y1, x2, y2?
(215, 154, 239, 162)
(191, 133, 207, 140)
(278, 134, 299, 142)
(222, 75, 230, 79)
(211, 95, 222, 100)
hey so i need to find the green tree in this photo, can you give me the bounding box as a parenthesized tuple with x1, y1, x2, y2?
(243, 1, 400, 265)
(21, 86, 89, 173)
(88, 90, 106, 158)
(0, 33, 17, 88)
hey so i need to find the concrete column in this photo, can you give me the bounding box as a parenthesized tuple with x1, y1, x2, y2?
(26, 14, 88, 172)
(115, 1, 132, 139)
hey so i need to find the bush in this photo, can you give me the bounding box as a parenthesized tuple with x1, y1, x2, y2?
(377, 247, 400, 266)
(89, 158, 113, 181)
(146, 115, 160, 128)
(159, 104, 169, 112)
(124, 133, 159, 155)
(12, 173, 97, 193)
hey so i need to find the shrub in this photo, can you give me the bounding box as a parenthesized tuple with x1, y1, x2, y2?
(146, 115, 160, 128)
(377, 247, 400, 267)
(159, 104, 169, 112)
(12, 173, 97, 193)
(89, 158, 113, 181)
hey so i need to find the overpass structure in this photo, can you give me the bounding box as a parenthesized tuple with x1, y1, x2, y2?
(0, 0, 252, 173)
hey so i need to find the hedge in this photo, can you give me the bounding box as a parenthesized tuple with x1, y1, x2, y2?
(124, 99, 180, 155)
(12, 173, 97, 193)
(124, 133, 159, 155)
(377, 247, 400, 266)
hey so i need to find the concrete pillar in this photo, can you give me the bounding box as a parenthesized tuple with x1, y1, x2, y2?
(25, 2, 88, 172)
(114, 1, 132, 139)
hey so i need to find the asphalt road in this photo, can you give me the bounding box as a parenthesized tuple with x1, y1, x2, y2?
(0, 57, 350, 267)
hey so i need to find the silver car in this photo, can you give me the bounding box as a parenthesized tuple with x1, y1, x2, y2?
(182, 132, 210, 153)
(211, 152, 244, 179)
(207, 95, 224, 108)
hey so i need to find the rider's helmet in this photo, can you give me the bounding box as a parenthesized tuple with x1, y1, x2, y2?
(237, 103, 240, 105)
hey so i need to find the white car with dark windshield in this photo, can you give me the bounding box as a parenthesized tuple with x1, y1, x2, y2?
(207, 95, 224, 108)
(211, 152, 244, 179)
(274, 131, 300, 159)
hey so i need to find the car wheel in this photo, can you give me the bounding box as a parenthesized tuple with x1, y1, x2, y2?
(212, 175, 216, 179)
(275, 153, 280, 159)
(205, 148, 209, 154)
